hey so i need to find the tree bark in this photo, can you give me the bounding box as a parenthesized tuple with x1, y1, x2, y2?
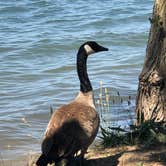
(135, 0, 166, 125)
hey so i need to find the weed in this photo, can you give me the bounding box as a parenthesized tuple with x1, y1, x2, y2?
(100, 120, 166, 148)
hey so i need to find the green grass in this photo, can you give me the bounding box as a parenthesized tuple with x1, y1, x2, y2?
(100, 120, 166, 148)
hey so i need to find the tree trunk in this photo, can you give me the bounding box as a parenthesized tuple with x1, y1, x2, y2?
(135, 0, 166, 125)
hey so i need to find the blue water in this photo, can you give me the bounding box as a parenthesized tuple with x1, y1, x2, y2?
(0, 0, 153, 164)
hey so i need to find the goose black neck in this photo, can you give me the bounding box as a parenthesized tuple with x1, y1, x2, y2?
(77, 48, 92, 93)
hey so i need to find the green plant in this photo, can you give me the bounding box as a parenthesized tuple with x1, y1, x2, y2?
(100, 120, 166, 148)
(99, 126, 131, 147)
(130, 120, 166, 147)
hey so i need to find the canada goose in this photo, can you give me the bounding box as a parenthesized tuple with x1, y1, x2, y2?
(36, 41, 108, 166)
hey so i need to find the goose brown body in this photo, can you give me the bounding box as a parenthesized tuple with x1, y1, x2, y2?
(42, 92, 99, 161)
(36, 41, 108, 165)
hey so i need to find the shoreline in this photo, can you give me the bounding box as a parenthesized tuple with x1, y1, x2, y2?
(2, 143, 165, 166)
(27, 143, 166, 166)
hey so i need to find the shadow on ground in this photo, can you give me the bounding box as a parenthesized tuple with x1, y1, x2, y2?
(66, 152, 123, 166)
(86, 152, 123, 166)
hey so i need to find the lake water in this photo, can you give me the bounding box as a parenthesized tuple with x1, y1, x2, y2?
(0, 0, 153, 165)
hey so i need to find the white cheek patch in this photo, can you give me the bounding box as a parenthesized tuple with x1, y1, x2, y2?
(84, 44, 95, 55)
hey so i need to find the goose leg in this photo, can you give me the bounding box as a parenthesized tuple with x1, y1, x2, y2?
(77, 148, 88, 166)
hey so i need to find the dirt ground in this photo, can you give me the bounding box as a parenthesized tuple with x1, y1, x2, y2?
(26, 144, 166, 166)
(85, 144, 166, 166)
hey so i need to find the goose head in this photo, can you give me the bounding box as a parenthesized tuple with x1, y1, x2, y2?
(78, 41, 108, 56)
